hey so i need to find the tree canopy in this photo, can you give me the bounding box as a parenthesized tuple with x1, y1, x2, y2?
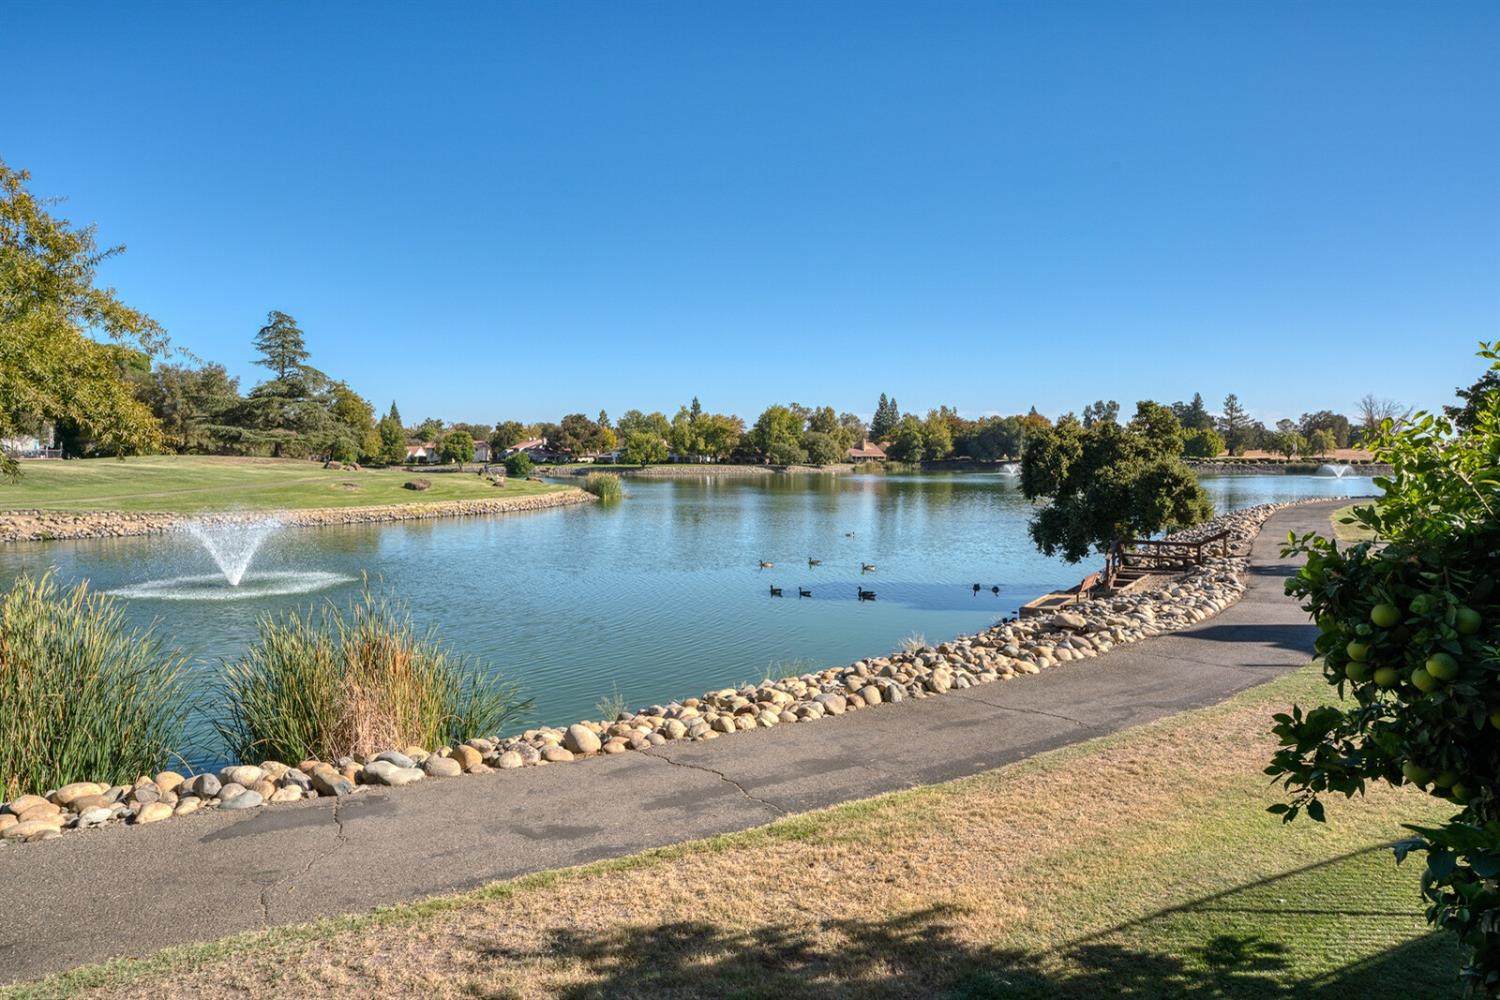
(1021, 402, 1212, 563)
(0, 160, 165, 478)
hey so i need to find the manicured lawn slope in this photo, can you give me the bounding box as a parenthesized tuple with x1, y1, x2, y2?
(9, 665, 1456, 999)
(0, 456, 563, 514)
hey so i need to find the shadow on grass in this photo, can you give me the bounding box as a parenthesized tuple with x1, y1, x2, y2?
(467, 847, 1459, 1000)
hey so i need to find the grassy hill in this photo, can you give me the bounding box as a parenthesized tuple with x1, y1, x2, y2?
(0, 456, 562, 514)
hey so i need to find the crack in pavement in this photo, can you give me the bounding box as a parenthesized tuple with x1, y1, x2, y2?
(641, 750, 787, 816)
(954, 691, 1098, 729)
(261, 796, 350, 925)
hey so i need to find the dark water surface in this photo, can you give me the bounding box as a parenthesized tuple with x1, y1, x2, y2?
(0, 473, 1371, 749)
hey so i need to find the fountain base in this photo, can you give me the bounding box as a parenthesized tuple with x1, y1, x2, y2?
(108, 571, 353, 601)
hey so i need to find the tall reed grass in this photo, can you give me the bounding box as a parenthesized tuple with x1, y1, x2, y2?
(583, 472, 623, 501)
(216, 589, 530, 764)
(0, 573, 188, 800)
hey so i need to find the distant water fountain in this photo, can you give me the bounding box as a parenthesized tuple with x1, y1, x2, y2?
(1317, 463, 1355, 478)
(998, 462, 1021, 475)
(185, 517, 282, 586)
(106, 516, 352, 601)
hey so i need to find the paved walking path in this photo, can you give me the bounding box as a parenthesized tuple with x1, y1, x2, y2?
(0, 501, 1345, 985)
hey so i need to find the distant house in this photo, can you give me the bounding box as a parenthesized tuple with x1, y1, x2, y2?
(503, 438, 566, 463)
(404, 442, 437, 464)
(847, 440, 887, 463)
(472, 440, 491, 463)
(2, 422, 58, 459)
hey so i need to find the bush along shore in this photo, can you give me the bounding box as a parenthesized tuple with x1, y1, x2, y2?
(0, 488, 596, 544)
(0, 500, 1318, 845)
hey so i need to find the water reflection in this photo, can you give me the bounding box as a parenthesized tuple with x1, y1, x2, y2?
(0, 473, 1372, 749)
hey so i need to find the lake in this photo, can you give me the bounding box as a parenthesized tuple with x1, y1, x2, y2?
(0, 472, 1372, 755)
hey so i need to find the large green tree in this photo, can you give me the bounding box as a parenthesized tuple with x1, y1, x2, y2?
(377, 402, 406, 465)
(749, 404, 805, 463)
(489, 420, 526, 453)
(141, 362, 242, 453)
(1172, 393, 1215, 432)
(870, 393, 899, 441)
(552, 413, 615, 458)
(1298, 410, 1352, 449)
(1218, 393, 1253, 455)
(1, 160, 165, 477)
(922, 409, 954, 460)
(233, 310, 333, 458)
(327, 381, 379, 461)
(1021, 402, 1212, 563)
(438, 428, 475, 469)
(621, 429, 669, 465)
(885, 414, 926, 463)
(252, 309, 310, 381)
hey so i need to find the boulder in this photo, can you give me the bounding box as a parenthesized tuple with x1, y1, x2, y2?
(422, 755, 463, 778)
(134, 802, 174, 825)
(363, 761, 425, 787)
(403, 479, 432, 491)
(563, 724, 602, 755)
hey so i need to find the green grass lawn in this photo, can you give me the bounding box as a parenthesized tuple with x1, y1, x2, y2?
(0, 456, 565, 514)
(8, 664, 1457, 999)
(1331, 502, 1379, 543)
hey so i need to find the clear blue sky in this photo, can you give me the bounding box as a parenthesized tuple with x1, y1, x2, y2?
(9, 1, 1497, 427)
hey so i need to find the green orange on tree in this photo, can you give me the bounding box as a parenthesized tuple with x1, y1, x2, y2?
(1425, 653, 1460, 681)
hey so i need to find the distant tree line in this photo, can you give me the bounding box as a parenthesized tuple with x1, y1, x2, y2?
(12, 161, 1480, 478)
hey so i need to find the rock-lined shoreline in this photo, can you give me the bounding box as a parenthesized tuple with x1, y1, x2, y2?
(1185, 461, 1390, 476)
(540, 463, 856, 478)
(0, 499, 1322, 845)
(0, 489, 596, 544)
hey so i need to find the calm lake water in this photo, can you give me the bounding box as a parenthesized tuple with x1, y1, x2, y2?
(0, 473, 1372, 756)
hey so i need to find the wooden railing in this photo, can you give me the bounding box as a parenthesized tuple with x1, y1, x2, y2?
(1103, 530, 1231, 589)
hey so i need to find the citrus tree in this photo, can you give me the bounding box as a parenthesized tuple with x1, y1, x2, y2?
(1269, 342, 1500, 993)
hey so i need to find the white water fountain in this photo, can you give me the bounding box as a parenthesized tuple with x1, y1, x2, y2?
(184, 517, 283, 586)
(998, 462, 1021, 475)
(1317, 463, 1355, 478)
(107, 516, 351, 601)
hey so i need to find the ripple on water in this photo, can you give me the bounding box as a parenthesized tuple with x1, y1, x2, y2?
(107, 571, 354, 601)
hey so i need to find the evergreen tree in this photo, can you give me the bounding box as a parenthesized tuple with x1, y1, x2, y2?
(377, 402, 406, 465)
(252, 311, 310, 381)
(235, 309, 331, 458)
(1219, 393, 1252, 454)
(870, 393, 896, 441)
